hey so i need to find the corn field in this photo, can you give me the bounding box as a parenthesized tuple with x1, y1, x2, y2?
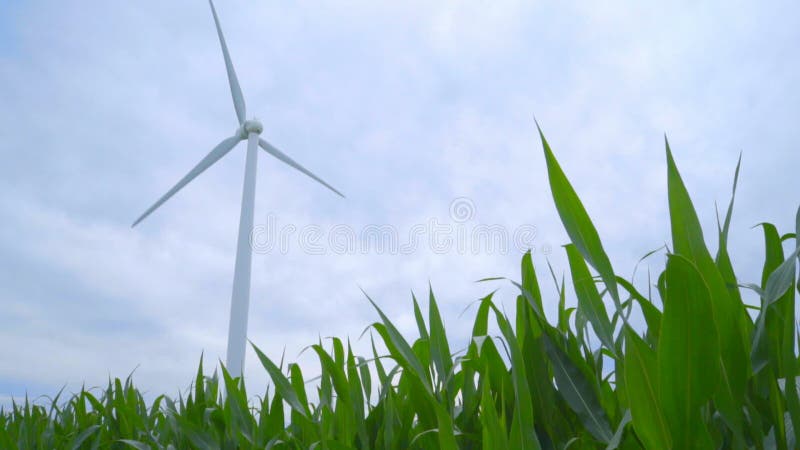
(2, 127, 798, 449)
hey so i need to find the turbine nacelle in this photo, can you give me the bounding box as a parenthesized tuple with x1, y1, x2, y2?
(238, 119, 263, 139)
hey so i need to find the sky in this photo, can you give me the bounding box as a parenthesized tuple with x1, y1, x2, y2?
(1, 0, 798, 406)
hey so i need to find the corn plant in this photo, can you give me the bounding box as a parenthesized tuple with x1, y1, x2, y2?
(1, 127, 798, 449)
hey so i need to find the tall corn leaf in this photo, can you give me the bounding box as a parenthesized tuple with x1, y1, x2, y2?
(491, 305, 542, 450)
(368, 293, 458, 449)
(616, 277, 661, 341)
(752, 224, 800, 375)
(537, 122, 623, 315)
(623, 328, 671, 449)
(657, 254, 718, 448)
(715, 154, 743, 305)
(762, 242, 800, 309)
(518, 258, 566, 441)
(311, 344, 354, 443)
(312, 345, 351, 406)
(566, 244, 616, 355)
(480, 367, 509, 450)
(412, 293, 430, 342)
(428, 287, 454, 395)
(366, 293, 432, 394)
(252, 344, 310, 419)
(604, 410, 632, 450)
(790, 207, 800, 437)
(543, 335, 613, 443)
(665, 138, 747, 437)
(346, 343, 369, 449)
(460, 293, 495, 429)
(752, 223, 788, 375)
(521, 251, 545, 316)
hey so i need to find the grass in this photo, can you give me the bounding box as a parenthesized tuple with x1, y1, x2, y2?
(2, 127, 798, 449)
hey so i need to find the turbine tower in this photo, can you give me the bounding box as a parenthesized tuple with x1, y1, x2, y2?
(132, 0, 344, 378)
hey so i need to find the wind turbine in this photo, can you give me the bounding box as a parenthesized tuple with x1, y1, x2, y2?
(132, 0, 344, 378)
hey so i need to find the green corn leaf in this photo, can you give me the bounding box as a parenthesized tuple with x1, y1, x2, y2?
(357, 356, 371, 406)
(715, 154, 744, 304)
(623, 328, 671, 450)
(194, 354, 205, 410)
(346, 343, 369, 448)
(537, 122, 622, 313)
(472, 293, 494, 338)
(763, 245, 800, 307)
(68, 425, 100, 450)
(657, 254, 718, 448)
(565, 244, 616, 355)
(252, 344, 310, 418)
(172, 412, 218, 450)
(491, 305, 542, 450)
(543, 335, 613, 443)
(117, 439, 151, 450)
(220, 364, 255, 439)
(521, 251, 545, 316)
(461, 293, 496, 425)
(428, 287, 454, 393)
(790, 206, 800, 443)
(518, 294, 563, 442)
(365, 293, 458, 450)
(752, 223, 788, 375)
(311, 345, 351, 406)
(266, 390, 284, 437)
(370, 332, 388, 389)
(412, 293, 430, 342)
(365, 291, 432, 394)
(480, 366, 509, 450)
(616, 277, 661, 339)
(665, 139, 747, 438)
(604, 409, 631, 450)
(432, 402, 460, 450)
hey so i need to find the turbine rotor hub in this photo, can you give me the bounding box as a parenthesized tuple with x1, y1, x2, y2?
(239, 119, 263, 138)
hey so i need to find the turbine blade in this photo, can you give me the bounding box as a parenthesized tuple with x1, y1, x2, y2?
(258, 138, 345, 198)
(208, 0, 246, 124)
(132, 136, 242, 227)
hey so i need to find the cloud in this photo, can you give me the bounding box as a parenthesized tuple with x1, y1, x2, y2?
(1, 0, 798, 405)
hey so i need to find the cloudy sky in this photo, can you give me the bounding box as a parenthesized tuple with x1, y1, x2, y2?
(1, 0, 798, 405)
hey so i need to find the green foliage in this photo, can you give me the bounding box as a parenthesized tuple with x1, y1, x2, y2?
(2, 129, 798, 449)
